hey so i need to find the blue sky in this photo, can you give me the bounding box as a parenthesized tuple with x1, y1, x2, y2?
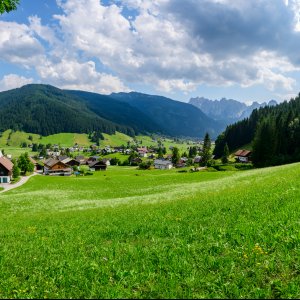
(1, 0, 300, 104)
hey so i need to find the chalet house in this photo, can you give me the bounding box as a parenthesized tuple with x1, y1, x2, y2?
(101, 158, 111, 166)
(137, 147, 148, 158)
(44, 158, 72, 176)
(88, 161, 107, 171)
(154, 159, 173, 170)
(61, 157, 80, 167)
(75, 156, 87, 165)
(0, 156, 13, 183)
(235, 150, 252, 163)
(87, 156, 100, 164)
(58, 155, 69, 162)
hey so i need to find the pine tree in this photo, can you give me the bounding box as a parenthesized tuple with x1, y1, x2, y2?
(221, 143, 229, 164)
(201, 133, 212, 166)
(171, 147, 180, 165)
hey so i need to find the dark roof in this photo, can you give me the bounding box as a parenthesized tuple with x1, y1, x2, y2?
(235, 150, 252, 157)
(0, 157, 13, 171)
(89, 160, 107, 167)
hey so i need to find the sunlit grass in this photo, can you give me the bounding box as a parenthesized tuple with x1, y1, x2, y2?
(1, 163, 300, 298)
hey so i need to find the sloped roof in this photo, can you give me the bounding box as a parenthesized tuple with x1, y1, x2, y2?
(154, 159, 173, 166)
(0, 157, 13, 171)
(29, 157, 37, 164)
(44, 158, 60, 167)
(89, 160, 107, 167)
(234, 150, 252, 157)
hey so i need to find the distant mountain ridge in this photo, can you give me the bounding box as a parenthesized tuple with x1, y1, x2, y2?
(0, 84, 223, 139)
(110, 92, 223, 138)
(189, 97, 277, 125)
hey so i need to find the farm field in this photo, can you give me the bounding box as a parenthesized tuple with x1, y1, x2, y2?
(1, 164, 300, 298)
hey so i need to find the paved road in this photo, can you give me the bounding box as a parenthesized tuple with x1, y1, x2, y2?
(0, 173, 38, 194)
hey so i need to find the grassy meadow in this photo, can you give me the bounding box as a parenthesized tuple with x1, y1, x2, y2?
(1, 164, 300, 298)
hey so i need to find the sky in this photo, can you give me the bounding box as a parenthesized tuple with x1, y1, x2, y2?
(1, 0, 300, 104)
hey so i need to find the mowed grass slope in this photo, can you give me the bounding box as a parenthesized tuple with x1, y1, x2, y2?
(1, 165, 300, 298)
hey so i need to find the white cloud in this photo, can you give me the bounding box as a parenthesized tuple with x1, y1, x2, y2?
(0, 21, 44, 67)
(1, 0, 300, 96)
(0, 74, 34, 92)
(36, 59, 130, 94)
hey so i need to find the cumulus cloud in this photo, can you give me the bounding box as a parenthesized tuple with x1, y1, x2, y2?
(0, 21, 44, 67)
(1, 0, 300, 95)
(36, 58, 130, 94)
(48, 0, 300, 94)
(0, 74, 34, 92)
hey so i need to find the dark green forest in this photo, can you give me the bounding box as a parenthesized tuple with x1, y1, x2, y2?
(214, 94, 300, 167)
(0, 84, 222, 139)
(0, 85, 136, 137)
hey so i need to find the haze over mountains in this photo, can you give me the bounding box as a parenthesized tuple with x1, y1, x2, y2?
(189, 97, 277, 126)
(0, 84, 223, 139)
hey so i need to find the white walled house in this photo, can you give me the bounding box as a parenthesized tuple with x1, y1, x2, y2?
(154, 159, 173, 170)
(0, 157, 13, 183)
(235, 150, 252, 163)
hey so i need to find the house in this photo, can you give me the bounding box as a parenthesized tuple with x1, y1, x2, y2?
(47, 150, 61, 157)
(61, 157, 80, 167)
(87, 156, 100, 164)
(101, 158, 111, 166)
(43, 158, 72, 176)
(88, 160, 107, 171)
(194, 156, 202, 163)
(75, 155, 87, 165)
(137, 147, 148, 158)
(154, 159, 173, 170)
(58, 155, 69, 162)
(0, 157, 13, 183)
(235, 150, 252, 163)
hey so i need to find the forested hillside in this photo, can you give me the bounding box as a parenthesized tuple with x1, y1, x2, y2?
(111, 92, 223, 138)
(0, 85, 135, 136)
(65, 90, 162, 134)
(0, 84, 223, 139)
(214, 94, 300, 167)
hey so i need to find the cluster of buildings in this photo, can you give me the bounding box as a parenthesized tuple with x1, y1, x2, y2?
(41, 155, 110, 176)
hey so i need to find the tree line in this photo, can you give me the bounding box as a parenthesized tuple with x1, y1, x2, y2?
(214, 94, 300, 167)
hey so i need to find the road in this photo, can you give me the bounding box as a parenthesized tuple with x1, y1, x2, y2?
(0, 173, 38, 194)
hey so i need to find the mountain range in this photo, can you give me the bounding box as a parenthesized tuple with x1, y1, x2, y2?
(0, 84, 223, 139)
(189, 97, 277, 126)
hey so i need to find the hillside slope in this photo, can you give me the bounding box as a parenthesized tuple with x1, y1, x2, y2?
(65, 90, 162, 134)
(0, 84, 134, 136)
(214, 95, 300, 167)
(111, 92, 223, 138)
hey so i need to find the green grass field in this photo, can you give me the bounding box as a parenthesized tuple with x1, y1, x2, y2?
(1, 164, 300, 298)
(39, 133, 91, 147)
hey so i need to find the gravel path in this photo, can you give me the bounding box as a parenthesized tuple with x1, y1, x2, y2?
(0, 173, 38, 194)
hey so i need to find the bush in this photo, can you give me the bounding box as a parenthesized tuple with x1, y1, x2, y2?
(234, 163, 254, 170)
(138, 161, 152, 170)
